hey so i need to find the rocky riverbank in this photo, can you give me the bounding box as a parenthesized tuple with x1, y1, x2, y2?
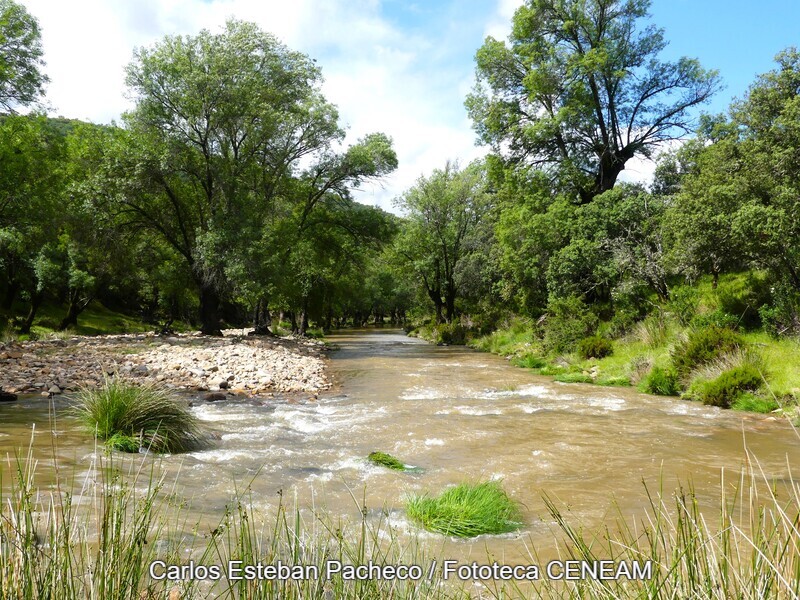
(0, 330, 329, 398)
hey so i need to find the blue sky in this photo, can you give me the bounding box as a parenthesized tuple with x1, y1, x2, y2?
(18, 0, 800, 209)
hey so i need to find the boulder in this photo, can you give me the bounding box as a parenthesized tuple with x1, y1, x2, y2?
(0, 390, 17, 402)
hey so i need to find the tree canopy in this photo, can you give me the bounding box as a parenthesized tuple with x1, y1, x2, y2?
(467, 0, 720, 203)
(0, 0, 47, 111)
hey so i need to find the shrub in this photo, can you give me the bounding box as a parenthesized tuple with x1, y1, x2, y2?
(437, 323, 467, 345)
(672, 326, 743, 378)
(641, 366, 680, 396)
(406, 481, 522, 538)
(597, 376, 631, 386)
(542, 296, 598, 353)
(690, 309, 740, 331)
(697, 365, 763, 408)
(669, 286, 699, 326)
(367, 451, 407, 471)
(75, 378, 203, 453)
(577, 335, 613, 359)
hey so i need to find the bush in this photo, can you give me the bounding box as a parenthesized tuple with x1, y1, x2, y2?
(641, 366, 680, 396)
(406, 481, 522, 538)
(690, 309, 740, 331)
(697, 365, 763, 408)
(672, 326, 744, 378)
(577, 335, 613, 359)
(437, 323, 467, 345)
(75, 378, 203, 453)
(669, 286, 699, 326)
(542, 296, 598, 354)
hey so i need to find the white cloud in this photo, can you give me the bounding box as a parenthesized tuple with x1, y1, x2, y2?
(20, 0, 503, 212)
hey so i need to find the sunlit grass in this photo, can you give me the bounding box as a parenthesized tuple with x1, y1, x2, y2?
(74, 377, 203, 453)
(406, 481, 522, 538)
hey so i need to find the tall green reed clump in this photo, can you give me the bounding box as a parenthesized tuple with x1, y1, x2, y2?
(517, 455, 800, 599)
(74, 377, 203, 453)
(0, 435, 183, 599)
(202, 487, 458, 599)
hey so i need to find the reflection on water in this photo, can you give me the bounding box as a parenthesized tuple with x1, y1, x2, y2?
(1, 328, 798, 561)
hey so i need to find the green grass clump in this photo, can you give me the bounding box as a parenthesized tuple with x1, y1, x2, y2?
(511, 354, 547, 369)
(406, 481, 522, 538)
(597, 376, 631, 386)
(367, 451, 407, 471)
(698, 365, 763, 408)
(554, 373, 594, 384)
(641, 366, 680, 396)
(672, 325, 743, 378)
(577, 335, 613, 359)
(732, 392, 780, 413)
(75, 378, 203, 453)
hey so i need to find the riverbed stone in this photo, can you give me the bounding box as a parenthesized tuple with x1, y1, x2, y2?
(0, 329, 329, 397)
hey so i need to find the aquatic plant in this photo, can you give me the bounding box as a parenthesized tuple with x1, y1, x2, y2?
(74, 377, 202, 453)
(405, 480, 522, 538)
(367, 451, 407, 470)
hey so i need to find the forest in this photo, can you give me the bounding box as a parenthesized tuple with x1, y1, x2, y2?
(2, 0, 800, 415)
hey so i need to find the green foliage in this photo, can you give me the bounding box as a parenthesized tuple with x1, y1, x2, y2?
(732, 393, 779, 414)
(106, 433, 140, 454)
(0, 0, 48, 111)
(542, 296, 598, 354)
(554, 373, 594, 384)
(641, 366, 680, 396)
(697, 365, 763, 409)
(577, 335, 613, 359)
(391, 160, 493, 325)
(669, 286, 700, 326)
(468, 0, 719, 202)
(511, 354, 546, 369)
(367, 451, 407, 471)
(672, 326, 744, 378)
(690, 309, 740, 331)
(74, 378, 203, 453)
(405, 481, 522, 538)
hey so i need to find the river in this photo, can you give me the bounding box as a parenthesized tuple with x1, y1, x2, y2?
(1, 328, 798, 564)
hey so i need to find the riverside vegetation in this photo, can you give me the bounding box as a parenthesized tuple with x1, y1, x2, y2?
(1, 435, 798, 598)
(2, 0, 800, 598)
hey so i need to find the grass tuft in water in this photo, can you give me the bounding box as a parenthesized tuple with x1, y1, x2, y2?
(74, 377, 203, 453)
(406, 480, 522, 538)
(367, 451, 408, 470)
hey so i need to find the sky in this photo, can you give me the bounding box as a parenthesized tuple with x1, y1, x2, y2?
(17, 0, 800, 210)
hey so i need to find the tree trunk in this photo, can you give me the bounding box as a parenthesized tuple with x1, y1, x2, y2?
(2, 280, 19, 311)
(199, 284, 222, 336)
(59, 292, 92, 331)
(19, 290, 44, 334)
(288, 311, 298, 334)
(252, 297, 273, 335)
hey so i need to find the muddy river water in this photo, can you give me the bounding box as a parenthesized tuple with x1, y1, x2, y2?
(1, 328, 799, 564)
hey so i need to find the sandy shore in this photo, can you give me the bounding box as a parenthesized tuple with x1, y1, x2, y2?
(0, 329, 329, 397)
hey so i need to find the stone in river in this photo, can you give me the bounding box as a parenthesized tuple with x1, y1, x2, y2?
(204, 392, 226, 402)
(48, 385, 62, 395)
(0, 390, 17, 402)
(218, 379, 229, 389)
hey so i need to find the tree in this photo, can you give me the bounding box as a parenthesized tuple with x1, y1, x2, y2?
(393, 161, 492, 324)
(467, 0, 719, 203)
(108, 20, 395, 334)
(0, 0, 47, 111)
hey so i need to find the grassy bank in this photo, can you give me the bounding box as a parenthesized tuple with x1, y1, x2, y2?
(1, 434, 799, 598)
(411, 273, 800, 420)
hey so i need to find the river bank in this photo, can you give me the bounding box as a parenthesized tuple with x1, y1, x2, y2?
(408, 320, 800, 422)
(0, 329, 329, 398)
